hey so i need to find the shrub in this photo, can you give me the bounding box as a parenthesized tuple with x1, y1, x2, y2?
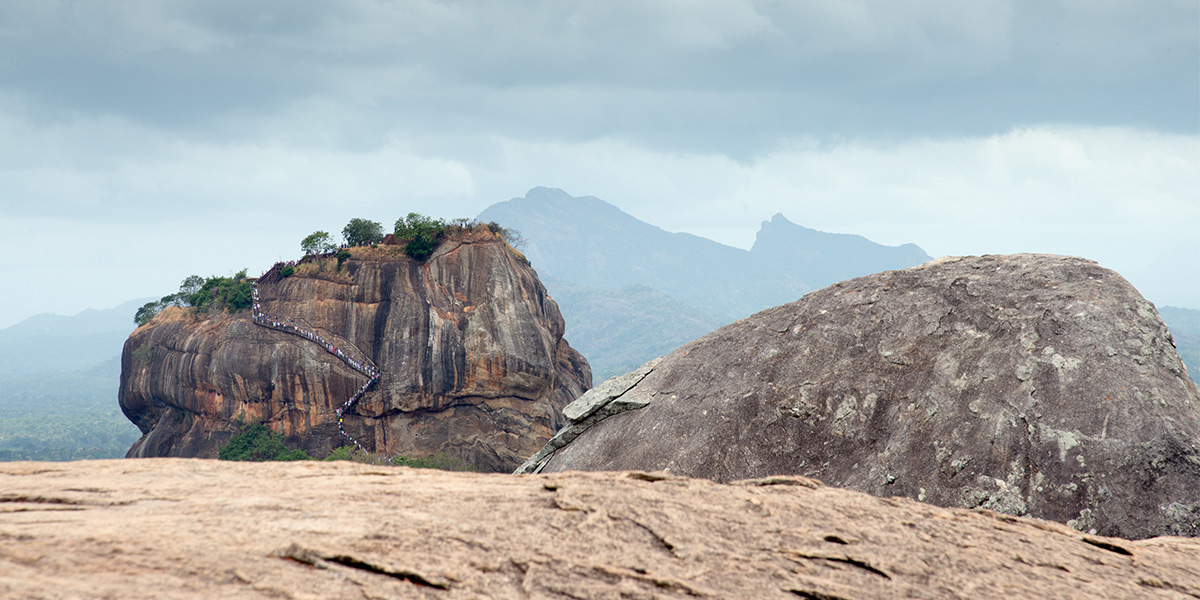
(218, 423, 311, 461)
(324, 445, 391, 465)
(294, 257, 353, 284)
(336, 249, 352, 270)
(324, 446, 358, 461)
(280, 265, 295, 277)
(322, 446, 478, 470)
(186, 270, 254, 313)
(131, 343, 153, 362)
(394, 452, 480, 472)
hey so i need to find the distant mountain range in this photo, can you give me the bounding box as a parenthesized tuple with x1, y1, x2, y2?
(479, 187, 931, 326)
(478, 187, 933, 379)
(479, 187, 1200, 383)
(0, 298, 145, 377)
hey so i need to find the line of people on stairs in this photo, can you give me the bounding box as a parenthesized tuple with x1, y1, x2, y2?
(250, 279, 385, 459)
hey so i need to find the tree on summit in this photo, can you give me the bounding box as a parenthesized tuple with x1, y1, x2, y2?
(301, 231, 336, 256)
(342, 218, 384, 247)
(394, 213, 445, 261)
(179, 275, 204, 298)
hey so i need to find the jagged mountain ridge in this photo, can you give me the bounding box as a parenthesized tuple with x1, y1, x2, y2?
(750, 212, 932, 288)
(482, 188, 789, 321)
(477, 187, 932, 380)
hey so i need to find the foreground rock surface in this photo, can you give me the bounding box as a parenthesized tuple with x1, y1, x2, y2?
(120, 228, 590, 472)
(2, 459, 1198, 599)
(532, 254, 1200, 539)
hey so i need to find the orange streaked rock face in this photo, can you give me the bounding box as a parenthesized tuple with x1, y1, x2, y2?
(120, 230, 591, 472)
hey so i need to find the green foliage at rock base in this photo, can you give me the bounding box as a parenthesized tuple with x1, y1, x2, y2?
(323, 445, 479, 471)
(395, 452, 480, 472)
(218, 423, 311, 462)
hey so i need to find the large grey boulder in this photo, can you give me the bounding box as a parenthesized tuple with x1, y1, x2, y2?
(526, 254, 1200, 539)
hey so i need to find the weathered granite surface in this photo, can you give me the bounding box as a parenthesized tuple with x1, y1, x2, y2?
(120, 229, 591, 472)
(3, 459, 1199, 599)
(532, 254, 1200, 539)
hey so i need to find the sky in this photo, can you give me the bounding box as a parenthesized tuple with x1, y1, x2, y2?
(0, 0, 1197, 330)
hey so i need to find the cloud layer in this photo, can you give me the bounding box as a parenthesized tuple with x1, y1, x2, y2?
(0, 1, 1196, 327)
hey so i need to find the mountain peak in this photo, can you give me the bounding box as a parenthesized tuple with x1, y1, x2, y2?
(523, 186, 575, 203)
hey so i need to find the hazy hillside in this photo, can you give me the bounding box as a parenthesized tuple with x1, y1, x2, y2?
(1160, 306, 1200, 385)
(0, 302, 144, 460)
(0, 299, 145, 376)
(479, 187, 933, 379)
(543, 278, 726, 381)
(0, 357, 141, 460)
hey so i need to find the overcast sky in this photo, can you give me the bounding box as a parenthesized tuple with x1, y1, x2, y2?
(1, 0, 1197, 329)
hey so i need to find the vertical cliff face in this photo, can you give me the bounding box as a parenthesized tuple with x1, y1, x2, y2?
(119, 229, 592, 472)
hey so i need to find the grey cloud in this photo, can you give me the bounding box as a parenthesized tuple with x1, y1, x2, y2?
(0, 1, 1195, 154)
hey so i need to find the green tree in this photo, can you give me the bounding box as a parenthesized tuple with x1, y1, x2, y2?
(394, 213, 445, 261)
(342, 218, 385, 247)
(301, 231, 335, 256)
(179, 275, 205, 298)
(134, 300, 163, 326)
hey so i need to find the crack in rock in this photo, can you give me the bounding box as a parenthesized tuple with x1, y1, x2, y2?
(272, 543, 451, 589)
(779, 549, 892, 580)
